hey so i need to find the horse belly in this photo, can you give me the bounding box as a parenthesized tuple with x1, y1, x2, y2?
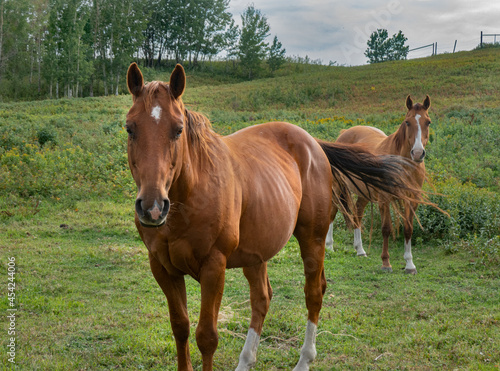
(226, 165, 301, 268)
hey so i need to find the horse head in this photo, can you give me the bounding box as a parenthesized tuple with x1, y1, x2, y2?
(125, 63, 187, 227)
(403, 95, 431, 162)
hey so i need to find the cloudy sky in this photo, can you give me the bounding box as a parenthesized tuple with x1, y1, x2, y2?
(228, 0, 500, 65)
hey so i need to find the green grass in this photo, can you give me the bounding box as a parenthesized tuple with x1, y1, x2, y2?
(1, 201, 499, 370)
(1, 48, 500, 369)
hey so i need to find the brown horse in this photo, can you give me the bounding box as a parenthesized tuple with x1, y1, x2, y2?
(326, 95, 431, 274)
(125, 63, 421, 370)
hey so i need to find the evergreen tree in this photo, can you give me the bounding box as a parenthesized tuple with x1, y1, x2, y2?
(365, 29, 409, 64)
(238, 4, 270, 79)
(267, 35, 286, 74)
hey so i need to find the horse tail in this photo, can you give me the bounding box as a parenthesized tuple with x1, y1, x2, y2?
(316, 139, 422, 203)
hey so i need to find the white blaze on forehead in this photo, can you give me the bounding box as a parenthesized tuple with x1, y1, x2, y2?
(412, 114, 424, 153)
(151, 105, 162, 123)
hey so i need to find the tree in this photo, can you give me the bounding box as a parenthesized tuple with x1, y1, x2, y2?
(365, 29, 409, 64)
(238, 4, 270, 79)
(267, 35, 285, 74)
(0, 0, 30, 95)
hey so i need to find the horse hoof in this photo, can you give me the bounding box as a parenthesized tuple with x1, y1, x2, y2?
(405, 268, 417, 275)
(357, 253, 367, 257)
(380, 266, 393, 273)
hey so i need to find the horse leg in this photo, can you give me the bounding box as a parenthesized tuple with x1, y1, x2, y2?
(149, 253, 193, 371)
(353, 197, 369, 257)
(196, 250, 227, 371)
(379, 202, 393, 272)
(235, 263, 273, 371)
(403, 201, 419, 274)
(325, 204, 338, 250)
(293, 226, 327, 371)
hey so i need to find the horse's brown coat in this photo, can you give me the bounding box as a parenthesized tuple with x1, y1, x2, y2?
(125, 63, 424, 370)
(334, 95, 431, 273)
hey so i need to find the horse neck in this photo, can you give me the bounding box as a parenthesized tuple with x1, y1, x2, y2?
(387, 123, 412, 158)
(169, 111, 225, 199)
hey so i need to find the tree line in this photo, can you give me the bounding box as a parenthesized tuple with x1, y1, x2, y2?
(0, 0, 285, 101)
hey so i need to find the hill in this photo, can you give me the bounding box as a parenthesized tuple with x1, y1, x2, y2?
(180, 47, 500, 115)
(0, 48, 499, 370)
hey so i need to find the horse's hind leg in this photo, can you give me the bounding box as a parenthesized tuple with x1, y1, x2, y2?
(293, 224, 327, 371)
(235, 263, 272, 371)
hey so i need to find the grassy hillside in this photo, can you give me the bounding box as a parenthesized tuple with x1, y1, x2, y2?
(0, 48, 499, 369)
(181, 48, 500, 114)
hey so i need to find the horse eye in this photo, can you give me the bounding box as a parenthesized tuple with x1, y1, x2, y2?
(405, 121, 410, 126)
(175, 127, 183, 139)
(126, 126, 133, 136)
(427, 121, 431, 126)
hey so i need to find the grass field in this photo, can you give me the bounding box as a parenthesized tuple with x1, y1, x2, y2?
(1, 48, 499, 370)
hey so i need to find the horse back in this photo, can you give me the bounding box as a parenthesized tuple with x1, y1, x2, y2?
(337, 126, 389, 155)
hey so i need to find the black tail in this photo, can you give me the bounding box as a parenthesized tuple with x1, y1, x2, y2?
(317, 140, 420, 202)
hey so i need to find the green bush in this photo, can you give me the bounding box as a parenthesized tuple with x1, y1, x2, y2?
(415, 176, 500, 241)
(37, 126, 58, 146)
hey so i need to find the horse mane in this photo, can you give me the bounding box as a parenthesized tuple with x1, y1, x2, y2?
(393, 122, 406, 153)
(143, 81, 167, 112)
(184, 110, 220, 167)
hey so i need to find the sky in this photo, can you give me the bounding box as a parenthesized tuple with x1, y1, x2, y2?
(228, 0, 500, 66)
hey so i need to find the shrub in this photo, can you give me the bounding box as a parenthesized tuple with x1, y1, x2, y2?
(37, 127, 58, 147)
(415, 176, 500, 241)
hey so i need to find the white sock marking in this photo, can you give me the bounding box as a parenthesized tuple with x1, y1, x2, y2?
(354, 228, 367, 256)
(235, 328, 260, 371)
(151, 105, 162, 123)
(293, 320, 317, 371)
(326, 222, 334, 250)
(404, 239, 416, 271)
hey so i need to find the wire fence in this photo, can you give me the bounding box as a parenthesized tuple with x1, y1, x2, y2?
(407, 32, 496, 60)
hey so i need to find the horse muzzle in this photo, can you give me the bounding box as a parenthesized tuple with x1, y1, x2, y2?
(135, 198, 170, 227)
(410, 148, 426, 162)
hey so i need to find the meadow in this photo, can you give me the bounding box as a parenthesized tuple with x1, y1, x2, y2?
(0, 48, 499, 370)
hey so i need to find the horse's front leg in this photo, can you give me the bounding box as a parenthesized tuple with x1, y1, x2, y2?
(148, 253, 192, 371)
(379, 202, 393, 272)
(353, 197, 369, 257)
(197, 250, 227, 371)
(403, 201, 418, 274)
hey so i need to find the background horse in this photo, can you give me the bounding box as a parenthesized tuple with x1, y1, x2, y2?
(125, 63, 421, 370)
(326, 96, 431, 274)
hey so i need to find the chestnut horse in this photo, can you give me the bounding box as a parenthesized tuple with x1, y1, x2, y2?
(125, 63, 420, 370)
(326, 96, 431, 274)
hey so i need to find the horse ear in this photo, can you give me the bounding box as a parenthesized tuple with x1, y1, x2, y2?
(406, 95, 413, 111)
(423, 95, 431, 110)
(127, 63, 144, 97)
(170, 64, 186, 99)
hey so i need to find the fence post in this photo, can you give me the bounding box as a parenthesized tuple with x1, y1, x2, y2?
(453, 40, 457, 53)
(481, 31, 483, 48)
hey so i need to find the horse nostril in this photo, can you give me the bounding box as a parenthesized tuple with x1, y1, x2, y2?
(135, 199, 145, 217)
(161, 199, 170, 218)
(421, 150, 426, 159)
